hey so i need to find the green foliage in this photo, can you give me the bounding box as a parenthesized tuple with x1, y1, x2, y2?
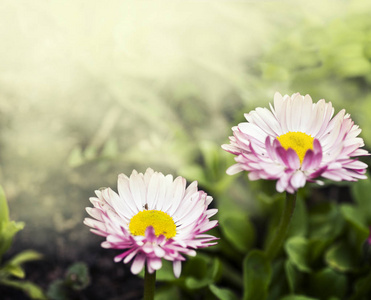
(0, 186, 25, 259)
(0, 186, 46, 299)
(259, 0, 371, 149)
(47, 262, 90, 300)
(1, 279, 46, 300)
(209, 284, 239, 300)
(219, 210, 256, 254)
(285, 237, 311, 273)
(243, 250, 271, 300)
(308, 268, 347, 299)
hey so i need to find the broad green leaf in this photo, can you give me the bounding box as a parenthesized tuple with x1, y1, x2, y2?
(220, 211, 255, 253)
(1, 263, 25, 278)
(309, 267, 347, 299)
(211, 258, 223, 282)
(0, 186, 9, 226)
(351, 175, 371, 222)
(267, 259, 286, 300)
(285, 260, 301, 294)
(184, 256, 222, 290)
(341, 204, 367, 229)
(0, 220, 25, 258)
(66, 262, 90, 290)
(307, 238, 329, 263)
(340, 204, 369, 251)
(6, 250, 42, 266)
(185, 277, 210, 290)
(309, 203, 344, 240)
(285, 237, 311, 273)
(1, 279, 47, 300)
(243, 250, 271, 300)
(209, 284, 239, 300)
(47, 279, 69, 300)
(325, 241, 358, 272)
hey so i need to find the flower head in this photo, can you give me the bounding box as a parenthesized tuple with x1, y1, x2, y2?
(222, 92, 369, 193)
(84, 168, 218, 277)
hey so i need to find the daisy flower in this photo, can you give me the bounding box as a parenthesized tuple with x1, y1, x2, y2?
(84, 168, 218, 278)
(222, 92, 369, 193)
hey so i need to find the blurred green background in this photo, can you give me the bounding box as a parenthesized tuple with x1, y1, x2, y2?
(1, 0, 371, 298)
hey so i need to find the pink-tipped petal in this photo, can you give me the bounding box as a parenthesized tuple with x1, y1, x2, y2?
(222, 92, 369, 193)
(84, 169, 218, 278)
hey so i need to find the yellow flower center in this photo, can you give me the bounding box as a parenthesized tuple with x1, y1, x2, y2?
(277, 132, 314, 164)
(129, 210, 176, 239)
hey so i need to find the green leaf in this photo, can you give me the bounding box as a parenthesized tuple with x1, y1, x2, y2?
(65, 262, 90, 290)
(243, 250, 271, 300)
(285, 237, 311, 273)
(0, 220, 25, 258)
(341, 204, 367, 229)
(1, 263, 25, 278)
(47, 279, 69, 300)
(351, 175, 371, 221)
(209, 284, 239, 300)
(285, 260, 301, 294)
(1, 279, 47, 300)
(6, 250, 43, 266)
(307, 238, 329, 263)
(309, 203, 344, 240)
(0, 186, 9, 227)
(220, 211, 255, 253)
(184, 256, 222, 290)
(309, 267, 347, 299)
(267, 259, 286, 300)
(340, 204, 369, 251)
(325, 241, 358, 272)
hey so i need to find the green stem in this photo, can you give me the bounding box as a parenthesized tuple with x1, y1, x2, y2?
(143, 267, 156, 300)
(266, 192, 297, 260)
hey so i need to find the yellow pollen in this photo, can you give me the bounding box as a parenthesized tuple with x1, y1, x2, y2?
(277, 132, 314, 164)
(129, 210, 176, 239)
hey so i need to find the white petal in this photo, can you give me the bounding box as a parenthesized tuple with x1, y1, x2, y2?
(173, 260, 182, 278)
(129, 172, 147, 210)
(290, 171, 306, 189)
(131, 253, 146, 274)
(118, 174, 139, 214)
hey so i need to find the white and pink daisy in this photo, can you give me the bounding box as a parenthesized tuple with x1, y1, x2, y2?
(84, 168, 218, 278)
(222, 92, 369, 193)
